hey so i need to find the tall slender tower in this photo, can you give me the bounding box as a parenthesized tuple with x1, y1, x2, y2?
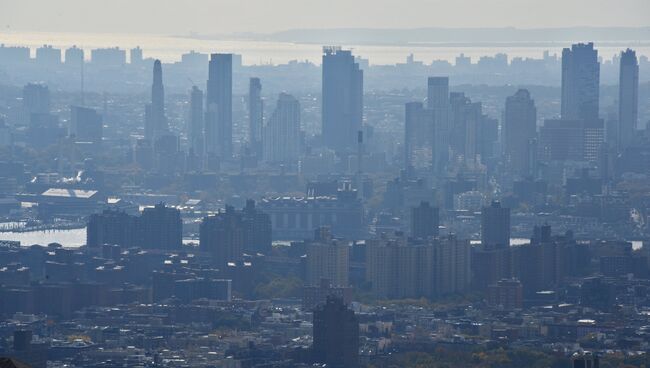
(618, 48, 639, 150)
(322, 47, 363, 152)
(206, 53, 233, 158)
(145, 59, 167, 141)
(504, 89, 537, 177)
(561, 43, 600, 121)
(249, 77, 263, 156)
(189, 86, 204, 156)
(427, 77, 450, 171)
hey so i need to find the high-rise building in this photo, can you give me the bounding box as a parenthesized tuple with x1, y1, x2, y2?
(539, 118, 604, 162)
(504, 89, 537, 177)
(410, 201, 439, 239)
(365, 234, 470, 299)
(70, 106, 102, 145)
(487, 278, 523, 310)
(248, 77, 263, 156)
(200, 201, 272, 265)
(23, 83, 50, 118)
(35, 45, 61, 67)
(130, 46, 143, 65)
(206, 53, 233, 158)
(312, 296, 359, 368)
(188, 86, 204, 157)
(139, 203, 182, 250)
(427, 77, 450, 171)
(561, 43, 600, 121)
(618, 48, 639, 150)
(322, 47, 363, 152)
(87, 204, 181, 250)
(263, 93, 301, 163)
(306, 230, 350, 287)
(449, 92, 482, 164)
(90, 47, 126, 67)
(404, 102, 435, 171)
(64, 46, 84, 68)
(145, 60, 167, 141)
(481, 201, 510, 250)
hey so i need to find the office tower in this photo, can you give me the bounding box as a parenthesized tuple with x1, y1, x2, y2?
(263, 93, 301, 163)
(145, 60, 167, 141)
(306, 235, 350, 287)
(23, 83, 50, 117)
(189, 86, 204, 157)
(561, 43, 600, 121)
(504, 89, 537, 176)
(69, 106, 102, 145)
(427, 77, 450, 170)
(449, 92, 482, 163)
(139, 203, 182, 250)
(248, 78, 263, 155)
(130, 46, 143, 64)
(410, 201, 439, 238)
(312, 297, 359, 368)
(206, 53, 233, 158)
(64, 46, 84, 67)
(322, 47, 363, 152)
(618, 49, 639, 150)
(481, 201, 510, 250)
(404, 102, 435, 171)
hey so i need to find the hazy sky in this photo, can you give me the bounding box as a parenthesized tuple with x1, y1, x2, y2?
(1, 0, 649, 35)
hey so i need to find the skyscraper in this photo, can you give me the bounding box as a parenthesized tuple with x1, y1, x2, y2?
(410, 201, 439, 239)
(322, 47, 363, 152)
(248, 77, 263, 156)
(481, 201, 510, 250)
(189, 86, 204, 157)
(618, 48, 639, 150)
(145, 59, 167, 141)
(206, 53, 233, 158)
(504, 89, 537, 177)
(404, 102, 434, 171)
(427, 77, 450, 171)
(561, 43, 600, 121)
(312, 297, 359, 368)
(263, 93, 301, 163)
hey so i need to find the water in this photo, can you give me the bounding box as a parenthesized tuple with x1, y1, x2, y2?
(0, 228, 86, 248)
(0, 228, 644, 250)
(1, 31, 647, 65)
